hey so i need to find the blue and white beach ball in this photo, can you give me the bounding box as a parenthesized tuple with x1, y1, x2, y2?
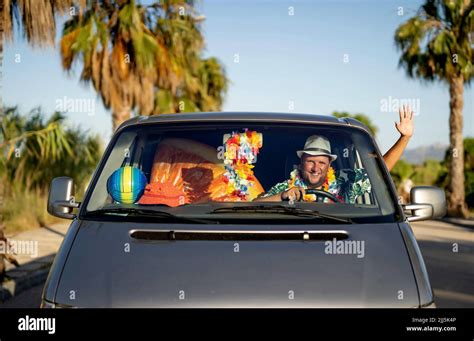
(107, 166, 147, 204)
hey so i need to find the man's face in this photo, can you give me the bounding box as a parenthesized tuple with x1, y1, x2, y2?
(299, 154, 331, 188)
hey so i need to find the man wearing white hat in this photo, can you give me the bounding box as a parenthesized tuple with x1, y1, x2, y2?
(254, 134, 352, 203)
(254, 106, 414, 203)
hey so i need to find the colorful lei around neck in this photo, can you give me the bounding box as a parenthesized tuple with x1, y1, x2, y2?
(223, 130, 263, 199)
(289, 166, 336, 201)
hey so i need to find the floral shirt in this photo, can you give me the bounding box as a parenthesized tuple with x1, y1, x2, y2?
(260, 167, 372, 204)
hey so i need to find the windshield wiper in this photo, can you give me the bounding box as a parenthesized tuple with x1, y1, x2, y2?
(85, 208, 218, 224)
(210, 205, 354, 224)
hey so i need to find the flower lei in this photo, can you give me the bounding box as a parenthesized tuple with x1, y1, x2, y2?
(289, 166, 336, 201)
(223, 130, 263, 199)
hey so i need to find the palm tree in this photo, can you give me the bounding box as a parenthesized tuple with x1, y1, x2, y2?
(3, 108, 100, 191)
(1, 0, 71, 47)
(150, 3, 227, 114)
(394, 0, 473, 218)
(61, 0, 166, 131)
(155, 57, 228, 113)
(0, 107, 74, 281)
(60, 0, 228, 129)
(0, 0, 72, 280)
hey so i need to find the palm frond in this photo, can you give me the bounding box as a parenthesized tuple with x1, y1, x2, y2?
(5, 0, 73, 47)
(394, 0, 473, 83)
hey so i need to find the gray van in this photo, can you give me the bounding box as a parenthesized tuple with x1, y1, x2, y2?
(42, 112, 445, 308)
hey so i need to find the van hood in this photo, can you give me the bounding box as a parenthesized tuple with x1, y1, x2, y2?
(54, 220, 419, 307)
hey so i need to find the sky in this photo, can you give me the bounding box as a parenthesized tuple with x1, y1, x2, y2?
(3, 0, 473, 153)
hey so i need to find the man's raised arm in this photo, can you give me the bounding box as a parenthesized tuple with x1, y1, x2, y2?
(383, 105, 414, 171)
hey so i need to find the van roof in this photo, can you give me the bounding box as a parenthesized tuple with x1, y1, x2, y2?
(116, 111, 371, 134)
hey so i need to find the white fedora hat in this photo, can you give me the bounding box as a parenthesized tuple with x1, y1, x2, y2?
(296, 135, 337, 161)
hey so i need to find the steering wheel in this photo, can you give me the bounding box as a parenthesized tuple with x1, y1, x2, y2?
(304, 188, 341, 203)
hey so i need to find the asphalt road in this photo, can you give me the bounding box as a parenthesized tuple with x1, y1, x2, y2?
(1, 219, 473, 308)
(1, 283, 43, 308)
(409, 219, 474, 308)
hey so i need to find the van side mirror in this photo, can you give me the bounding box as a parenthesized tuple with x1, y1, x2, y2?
(404, 186, 447, 222)
(47, 177, 80, 219)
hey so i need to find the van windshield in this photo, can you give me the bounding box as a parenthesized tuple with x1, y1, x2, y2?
(82, 123, 398, 222)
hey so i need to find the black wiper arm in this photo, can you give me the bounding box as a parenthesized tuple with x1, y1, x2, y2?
(211, 205, 354, 224)
(85, 208, 218, 224)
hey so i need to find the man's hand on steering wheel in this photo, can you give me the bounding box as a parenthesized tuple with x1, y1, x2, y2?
(281, 186, 305, 202)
